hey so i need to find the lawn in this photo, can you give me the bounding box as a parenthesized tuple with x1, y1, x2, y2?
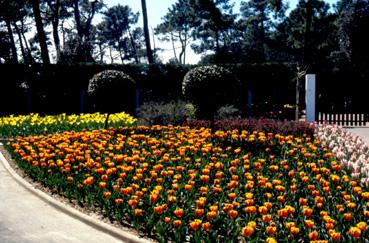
(1, 113, 369, 242)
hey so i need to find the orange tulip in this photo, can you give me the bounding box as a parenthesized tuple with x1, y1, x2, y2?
(195, 208, 204, 217)
(245, 206, 257, 214)
(262, 214, 272, 223)
(330, 231, 341, 241)
(99, 182, 106, 189)
(242, 226, 254, 237)
(290, 226, 300, 235)
(228, 193, 236, 200)
(304, 220, 314, 229)
(128, 199, 137, 208)
(303, 206, 313, 217)
(299, 197, 308, 205)
(189, 219, 202, 231)
(202, 222, 211, 231)
(103, 191, 111, 199)
(174, 208, 184, 218)
(154, 205, 164, 214)
(349, 227, 361, 238)
(173, 220, 182, 228)
(343, 213, 353, 221)
(309, 231, 318, 240)
(207, 211, 217, 219)
(229, 210, 238, 219)
(356, 222, 367, 231)
(266, 226, 276, 235)
(258, 206, 268, 215)
(134, 209, 142, 216)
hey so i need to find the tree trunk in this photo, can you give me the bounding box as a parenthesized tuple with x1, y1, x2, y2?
(61, 19, 66, 47)
(141, 0, 154, 63)
(215, 30, 220, 55)
(13, 22, 27, 64)
(104, 113, 110, 129)
(98, 44, 104, 63)
(31, 0, 50, 64)
(178, 31, 188, 64)
(83, 1, 97, 62)
(119, 46, 124, 64)
(109, 46, 114, 63)
(73, 0, 83, 38)
(259, 14, 266, 62)
(171, 32, 178, 63)
(5, 19, 18, 63)
(22, 29, 34, 64)
(52, 20, 61, 62)
(303, 0, 313, 66)
(183, 32, 187, 64)
(128, 29, 139, 63)
(48, 0, 61, 62)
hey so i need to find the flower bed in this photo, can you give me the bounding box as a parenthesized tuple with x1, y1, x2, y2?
(0, 112, 136, 137)
(6, 125, 369, 242)
(315, 124, 369, 186)
(183, 118, 315, 138)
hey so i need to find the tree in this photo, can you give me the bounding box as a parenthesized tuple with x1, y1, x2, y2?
(0, 0, 22, 63)
(0, 30, 12, 63)
(155, 0, 198, 64)
(141, 0, 154, 63)
(94, 22, 109, 63)
(87, 70, 136, 128)
(44, 0, 71, 62)
(191, 0, 237, 62)
(331, 0, 369, 109)
(63, 0, 104, 62)
(334, 0, 369, 66)
(100, 4, 141, 63)
(30, 0, 50, 64)
(238, 0, 286, 62)
(182, 65, 240, 121)
(274, 0, 337, 66)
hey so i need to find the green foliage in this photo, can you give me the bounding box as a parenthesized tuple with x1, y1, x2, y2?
(99, 4, 144, 63)
(334, 0, 369, 66)
(154, 0, 198, 64)
(137, 100, 194, 126)
(215, 104, 241, 119)
(0, 31, 12, 63)
(182, 65, 240, 119)
(275, 0, 337, 66)
(87, 69, 136, 113)
(237, 0, 287, 63)
(191, 0, 237, 60)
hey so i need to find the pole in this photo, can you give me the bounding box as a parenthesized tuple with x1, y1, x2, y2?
(305, 74, 316, 122)
(295, 74, 300, 121)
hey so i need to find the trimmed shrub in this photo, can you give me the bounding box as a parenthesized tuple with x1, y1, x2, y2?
(182, 65, 241, 119)
(87, 70, 136, 113)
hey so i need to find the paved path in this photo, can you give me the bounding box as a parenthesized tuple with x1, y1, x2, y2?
(0, 148, 150, 243)
(345, 127, 369, 145)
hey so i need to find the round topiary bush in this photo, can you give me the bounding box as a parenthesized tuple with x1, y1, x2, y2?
(87, 70, 136, 114)
(182, 65, 240, 119)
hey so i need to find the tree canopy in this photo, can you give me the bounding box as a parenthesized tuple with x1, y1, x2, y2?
(0, 0, 367, 71)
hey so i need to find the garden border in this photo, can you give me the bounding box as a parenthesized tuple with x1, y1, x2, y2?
(0, 142, 152, 243)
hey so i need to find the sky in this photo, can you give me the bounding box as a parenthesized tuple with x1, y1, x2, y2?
(102, 0, 339, 64)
